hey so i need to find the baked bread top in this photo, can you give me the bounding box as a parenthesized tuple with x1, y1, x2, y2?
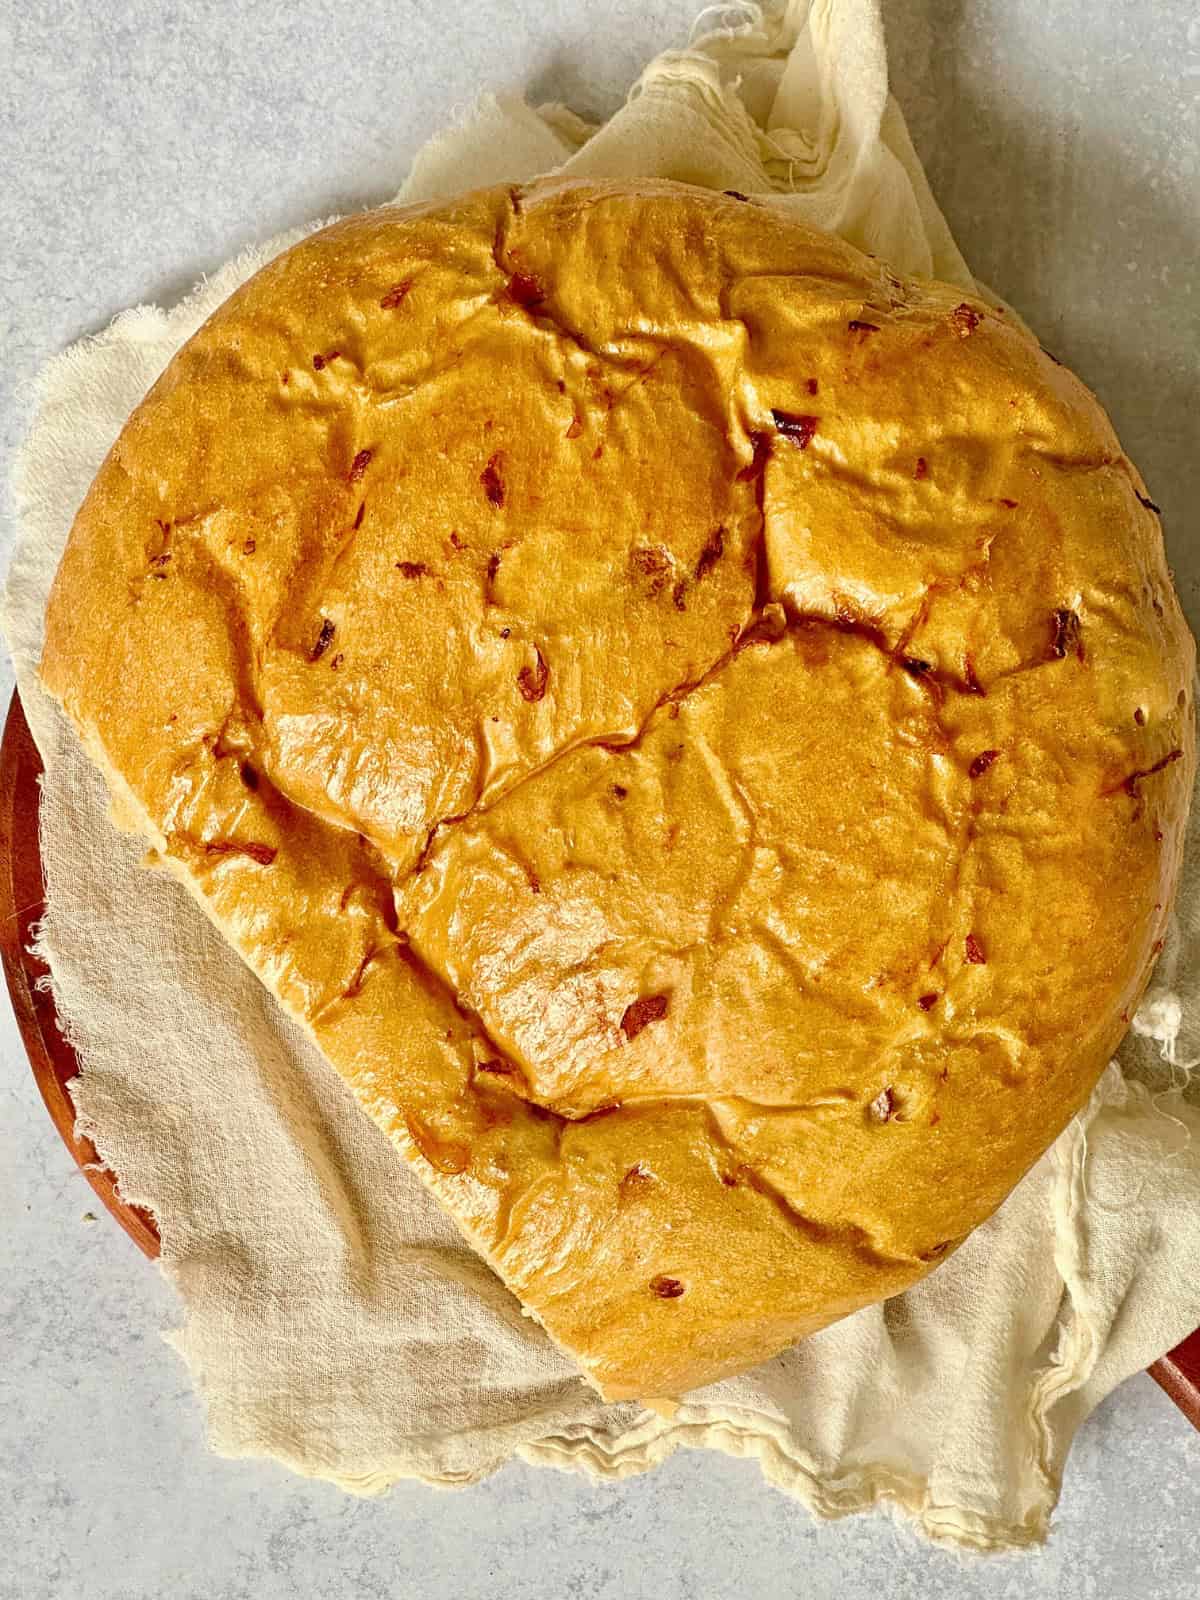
(41, 179, 1195, 1399)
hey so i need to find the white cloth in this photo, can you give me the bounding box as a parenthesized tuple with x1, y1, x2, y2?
(5, 0, 1199, 1553)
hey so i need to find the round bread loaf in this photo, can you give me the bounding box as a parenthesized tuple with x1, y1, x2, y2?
(41, 179, 1195, 1399)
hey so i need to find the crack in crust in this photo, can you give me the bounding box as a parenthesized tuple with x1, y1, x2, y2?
(402, 547, 1065, 898)
(697, 1106, 916, 1270)
(147, 461, 1176, 1230)
(197, 525, 1163, 1161)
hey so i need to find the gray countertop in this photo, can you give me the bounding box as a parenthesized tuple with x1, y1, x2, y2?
(1, 3, 1198, 1596)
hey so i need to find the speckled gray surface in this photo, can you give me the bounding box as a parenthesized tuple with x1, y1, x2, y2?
(1, 4, 1198, 1597)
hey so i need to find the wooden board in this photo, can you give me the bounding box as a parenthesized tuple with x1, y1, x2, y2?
(3, 689, 1197, 1425)
(0, 692, 159, 1256)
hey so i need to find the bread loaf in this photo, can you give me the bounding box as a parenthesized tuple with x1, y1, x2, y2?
(41, 179, 1195, 1399)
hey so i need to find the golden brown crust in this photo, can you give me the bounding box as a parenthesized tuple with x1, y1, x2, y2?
(41, 179, 1195, 1399)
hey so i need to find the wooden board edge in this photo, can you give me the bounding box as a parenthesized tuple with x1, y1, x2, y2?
(1148, 1331, 1200, 1429)
(0, 690, 159, 1257)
